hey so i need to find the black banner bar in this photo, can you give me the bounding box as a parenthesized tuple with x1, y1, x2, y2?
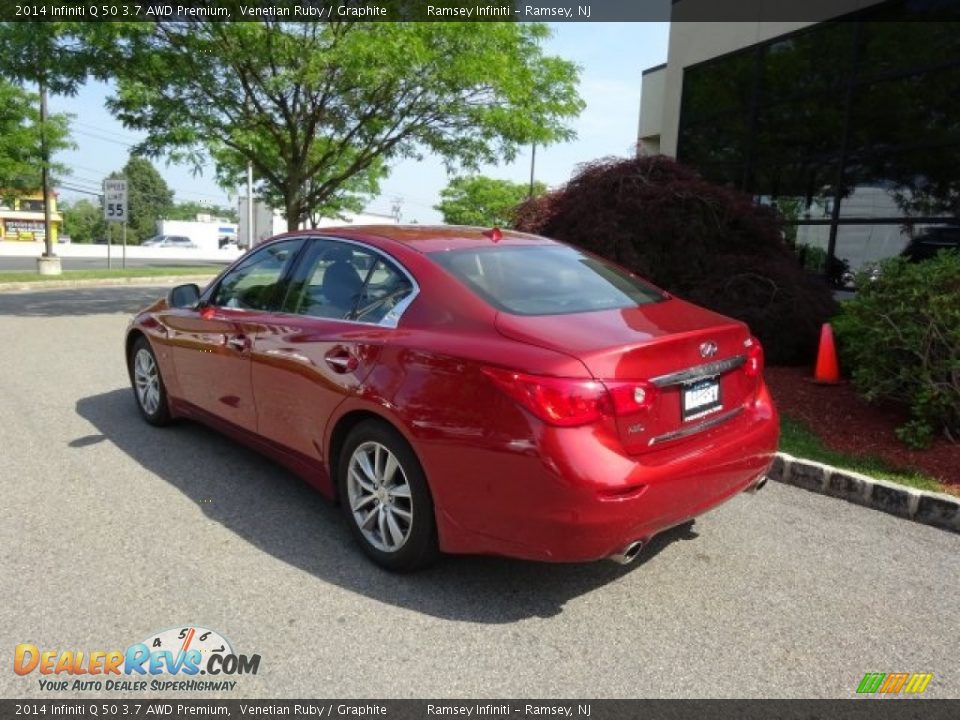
(2, 700, 959, 720)
(3, 0, 960, 23)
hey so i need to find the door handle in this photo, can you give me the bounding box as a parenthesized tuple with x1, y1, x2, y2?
(226, 334, 250, 352)
(325, 347, 358, 373)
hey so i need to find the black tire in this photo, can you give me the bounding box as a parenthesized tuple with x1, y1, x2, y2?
(337, 420, 438, 572)
(129, 336, 173, 426)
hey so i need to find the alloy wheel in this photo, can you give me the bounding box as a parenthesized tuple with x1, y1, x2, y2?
(133, 348, 161, 416)
(346, 441, 414, 553)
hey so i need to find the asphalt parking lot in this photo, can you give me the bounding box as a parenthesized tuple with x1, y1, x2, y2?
(1, 285, 958, 699)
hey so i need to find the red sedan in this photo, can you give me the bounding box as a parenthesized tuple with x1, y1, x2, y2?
(126, 226, 779, 571)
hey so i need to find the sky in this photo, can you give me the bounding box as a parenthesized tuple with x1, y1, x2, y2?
(51, 22, 670, 224)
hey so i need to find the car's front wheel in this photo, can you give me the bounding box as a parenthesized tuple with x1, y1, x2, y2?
(337, 420, 438, 572)
(130, 336, 172, 426)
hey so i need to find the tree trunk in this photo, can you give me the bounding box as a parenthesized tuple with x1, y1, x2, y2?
(285, 166, 305, 232)
(286, 201, 300, 232)
(285, 181, 302, 232)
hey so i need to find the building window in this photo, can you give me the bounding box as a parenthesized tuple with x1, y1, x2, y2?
(19, 200, 45, 213)
(676, 0, 960, 280)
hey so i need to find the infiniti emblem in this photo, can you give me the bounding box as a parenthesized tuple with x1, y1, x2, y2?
(699, 341, 718, 358)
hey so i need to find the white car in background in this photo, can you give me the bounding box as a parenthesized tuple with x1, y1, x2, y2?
(142, 234, 197, 249)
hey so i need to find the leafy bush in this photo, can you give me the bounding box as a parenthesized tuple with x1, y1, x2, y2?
(833, 251, 960, 448)
(513, 155, 837, 364)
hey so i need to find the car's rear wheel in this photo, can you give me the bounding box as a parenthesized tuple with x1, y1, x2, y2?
(130, 336, 172, 426)
(337, 420, 438, 572)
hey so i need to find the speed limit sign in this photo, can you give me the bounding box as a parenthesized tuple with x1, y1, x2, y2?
(103, 178, 128, 222)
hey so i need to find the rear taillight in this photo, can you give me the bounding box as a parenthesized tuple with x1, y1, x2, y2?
(744, 337, 764, 378)
(482, 368, 657, 427)
(481, 368, 608, 427)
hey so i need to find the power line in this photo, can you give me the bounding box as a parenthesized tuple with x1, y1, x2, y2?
(72, 128, 136, 147)
(59, 167, 233, 205)
(58, 183, 100, 196)
(72, 120, 142, 144)
(61, 171, 104, 187)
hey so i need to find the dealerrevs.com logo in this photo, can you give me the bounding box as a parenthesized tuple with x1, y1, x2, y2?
(14, 626, 260, 692)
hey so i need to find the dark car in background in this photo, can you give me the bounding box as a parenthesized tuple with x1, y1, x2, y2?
(901, 226, 960, 263)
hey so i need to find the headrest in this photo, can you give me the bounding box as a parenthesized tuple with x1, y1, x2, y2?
(324, 245, 354, 263)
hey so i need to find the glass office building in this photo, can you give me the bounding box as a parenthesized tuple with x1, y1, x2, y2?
(647, 0, 960, 279)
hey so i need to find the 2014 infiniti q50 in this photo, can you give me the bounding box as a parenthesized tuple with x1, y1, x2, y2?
(126, 226, 779, 571)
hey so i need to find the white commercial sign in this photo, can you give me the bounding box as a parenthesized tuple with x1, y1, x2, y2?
(103, 178, 128, 223)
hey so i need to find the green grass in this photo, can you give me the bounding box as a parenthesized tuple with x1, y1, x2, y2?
(779, 414, 943, 493)
(0, 266, 218, 283)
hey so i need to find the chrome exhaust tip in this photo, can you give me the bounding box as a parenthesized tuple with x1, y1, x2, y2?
(746, 475, 769, 494)
(609, 540, 644, 565)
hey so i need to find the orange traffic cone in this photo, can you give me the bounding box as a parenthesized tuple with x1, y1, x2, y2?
(813, 323, 841, 384)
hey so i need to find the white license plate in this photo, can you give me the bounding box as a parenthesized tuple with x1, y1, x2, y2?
(682, 378, 722, 421)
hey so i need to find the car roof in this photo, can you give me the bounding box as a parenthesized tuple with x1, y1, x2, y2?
(915, 226, 960, 240)
(278, 225, 556, 254)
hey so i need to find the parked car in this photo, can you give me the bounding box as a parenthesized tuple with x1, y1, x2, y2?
(863, 226, 960, 284)
(125, 226, 779, 571)
(900, 226, 960, 263)
(142, 234, 197, 249)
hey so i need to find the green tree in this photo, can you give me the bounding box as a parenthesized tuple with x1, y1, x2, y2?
(0, 22, 116, 95)
(59, 198, 106, 244)
(109, 156, 174, 244)
(436, 175, 546, 227)
(0, 80, 72, 197)
(106, 22, 582, 231)
(0, 22, 117, 259)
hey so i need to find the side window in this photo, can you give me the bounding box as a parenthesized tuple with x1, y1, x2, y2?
(211, 238, 303, 311)
(353, 258, 414, 324)
(285, 240, 414, 324)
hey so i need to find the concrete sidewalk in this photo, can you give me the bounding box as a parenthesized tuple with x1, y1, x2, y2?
(0, 240, 242, 264)
(0, 274, 217, 293)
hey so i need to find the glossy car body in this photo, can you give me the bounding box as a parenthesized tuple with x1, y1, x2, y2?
(125, 226, 779, 564)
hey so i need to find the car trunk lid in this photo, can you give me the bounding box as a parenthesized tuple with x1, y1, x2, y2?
(494, 299, 757, 453)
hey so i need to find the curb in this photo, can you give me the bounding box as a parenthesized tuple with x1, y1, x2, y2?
(0, 275, 216, 293)
(771, 452, 960, 533)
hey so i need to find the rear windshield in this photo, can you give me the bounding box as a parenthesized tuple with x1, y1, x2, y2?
(429, 245, 665, 316)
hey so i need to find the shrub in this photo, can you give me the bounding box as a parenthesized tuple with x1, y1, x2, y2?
(833, 251, 960, 448)
(514, 155, 837, 364)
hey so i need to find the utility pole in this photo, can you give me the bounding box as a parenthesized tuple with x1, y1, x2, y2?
(36, 74, 60, 275)
(245, 161, 254, 249)
(528, 143, 537, 199)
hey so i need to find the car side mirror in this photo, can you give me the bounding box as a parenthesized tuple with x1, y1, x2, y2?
(168, 283, 201, 309)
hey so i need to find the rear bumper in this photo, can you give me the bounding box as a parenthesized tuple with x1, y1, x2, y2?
(428, 383, 779, 563)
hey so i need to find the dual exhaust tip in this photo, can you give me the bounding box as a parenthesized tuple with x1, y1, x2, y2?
(609, 540, 644, 565)
(608, 474, 770, 565)
(747, 475, 769, 493)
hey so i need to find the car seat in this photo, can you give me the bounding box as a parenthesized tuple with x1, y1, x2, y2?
(321, 245, 364, 315)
